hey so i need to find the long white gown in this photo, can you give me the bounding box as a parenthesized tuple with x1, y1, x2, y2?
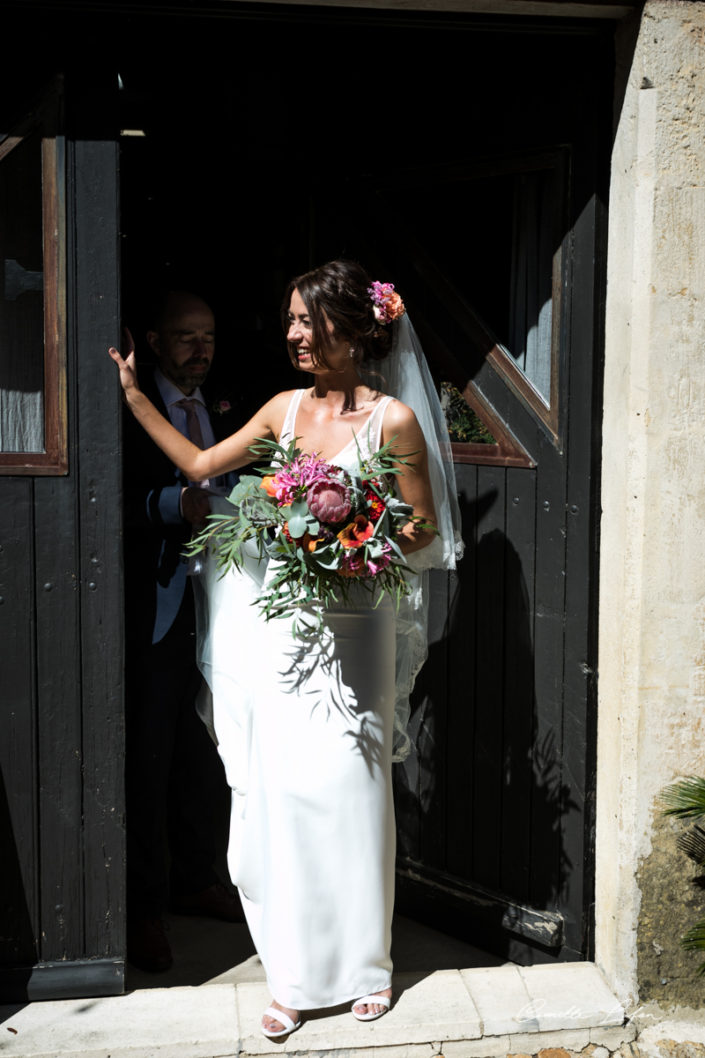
(197, 390, 397, 1011)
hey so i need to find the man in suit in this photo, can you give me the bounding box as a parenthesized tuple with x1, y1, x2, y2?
(122, 290, 243, 972)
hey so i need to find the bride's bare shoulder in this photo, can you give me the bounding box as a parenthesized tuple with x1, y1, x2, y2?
(381, 396, 418, 430)
(266, 388, 301, 408)
(248, 388, 302, 437)
(254, 388, 300, 418)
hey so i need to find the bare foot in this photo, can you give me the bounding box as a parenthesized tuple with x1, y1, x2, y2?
(352, 987, 392, 1018)
(262, 999, 301, 1037)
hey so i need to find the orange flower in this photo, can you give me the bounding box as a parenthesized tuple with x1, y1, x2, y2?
(282, 523, 321, 553)
(337, 514, 374, 549)
(301, 532, 321, 553)
(384, 291, 405, 321)
(261, 475, 278, 497)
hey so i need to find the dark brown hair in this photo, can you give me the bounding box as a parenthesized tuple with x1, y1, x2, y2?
(282, 259, 393, 371)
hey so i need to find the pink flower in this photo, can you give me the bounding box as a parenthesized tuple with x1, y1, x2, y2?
(365, 544, 392, 576)
(212, 399, 232, 415)
(339, 552, 365, 578)
(307, 480, 351, 523)
(368, 281, 406, 325)
(271, 452, 331, 505)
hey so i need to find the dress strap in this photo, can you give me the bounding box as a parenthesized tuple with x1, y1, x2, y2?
(278, 389, 306, 448)
(359, 394, 395, 459)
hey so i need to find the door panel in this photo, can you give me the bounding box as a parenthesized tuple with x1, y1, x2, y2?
(307, 43, 608, 959)
(0, 71, 124, 1000)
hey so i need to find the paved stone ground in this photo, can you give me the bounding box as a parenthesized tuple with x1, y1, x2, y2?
(2, 917, 704, 1058)
(0, 962, 632, 1058)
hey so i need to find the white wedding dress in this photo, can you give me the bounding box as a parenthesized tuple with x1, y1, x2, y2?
(196, 389, 398, 1010)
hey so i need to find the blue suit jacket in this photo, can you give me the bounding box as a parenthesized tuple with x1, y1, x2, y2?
(123, 368, 241, 646)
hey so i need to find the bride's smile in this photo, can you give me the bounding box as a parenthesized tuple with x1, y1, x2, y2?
(287, 287, 355, 377)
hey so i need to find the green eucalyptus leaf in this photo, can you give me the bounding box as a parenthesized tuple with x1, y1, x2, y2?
(287, 512, 308, 538)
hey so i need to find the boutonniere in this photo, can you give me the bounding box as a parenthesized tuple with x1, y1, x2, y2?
(212, 399, 232, 415)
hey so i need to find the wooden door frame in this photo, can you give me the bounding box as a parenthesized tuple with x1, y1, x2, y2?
(0, 65, 124, 1001)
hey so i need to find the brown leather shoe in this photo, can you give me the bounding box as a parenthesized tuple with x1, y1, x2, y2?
(127, 917, 173, 973)
(171, 882, 244, 922)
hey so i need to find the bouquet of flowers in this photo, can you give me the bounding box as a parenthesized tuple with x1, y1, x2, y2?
(186, 436, 430, 622)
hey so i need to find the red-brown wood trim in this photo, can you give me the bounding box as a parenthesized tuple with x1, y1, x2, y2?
(0, 135, 24, 163)
(450, 380, 535, 468)
(41, 132, 68, 474)
(0, 453, 67, 474)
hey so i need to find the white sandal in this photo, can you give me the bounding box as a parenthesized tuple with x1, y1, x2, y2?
(261, 1006, 302, 1039)
(351, 992, 391, 1022)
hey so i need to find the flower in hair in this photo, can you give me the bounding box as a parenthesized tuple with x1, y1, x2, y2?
(368, 281, 406, 325)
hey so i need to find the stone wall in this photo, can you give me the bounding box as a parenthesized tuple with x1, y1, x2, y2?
(596, 0, 705, 1009)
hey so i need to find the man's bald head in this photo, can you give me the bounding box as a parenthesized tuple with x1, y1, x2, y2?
(147, 291, 215, 395)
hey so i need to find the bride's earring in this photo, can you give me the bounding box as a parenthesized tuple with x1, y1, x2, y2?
(349, 347, 355, 358)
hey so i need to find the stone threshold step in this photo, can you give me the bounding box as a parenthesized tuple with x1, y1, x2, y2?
(0, 963, 629, 1058)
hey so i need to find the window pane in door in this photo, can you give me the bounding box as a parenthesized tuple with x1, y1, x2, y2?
(506, 169, 557, 406)
(0, 130, 44, 453)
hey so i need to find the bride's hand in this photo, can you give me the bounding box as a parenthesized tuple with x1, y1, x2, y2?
(108, 327, 140, 398)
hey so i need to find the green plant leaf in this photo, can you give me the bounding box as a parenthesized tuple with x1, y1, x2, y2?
(662, 777, 705, 818)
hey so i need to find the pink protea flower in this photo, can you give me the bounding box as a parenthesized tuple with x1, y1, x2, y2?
(271, 452, 330, 505)
(307, 480, 352, 524)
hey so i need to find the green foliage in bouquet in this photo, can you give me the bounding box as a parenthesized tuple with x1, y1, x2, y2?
(186, 436, 435, 623)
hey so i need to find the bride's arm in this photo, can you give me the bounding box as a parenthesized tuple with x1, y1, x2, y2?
(381, 401, 438, 555)
(108, 342, 289, 478)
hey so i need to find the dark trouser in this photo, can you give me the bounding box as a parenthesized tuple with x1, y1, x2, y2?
(125, 585, 228, 919)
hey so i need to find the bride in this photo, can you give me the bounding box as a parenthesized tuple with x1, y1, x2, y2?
(109, 259, 462, 1039)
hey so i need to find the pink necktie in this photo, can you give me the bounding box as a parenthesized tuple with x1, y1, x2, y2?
(175, 398, 208, 486)
(176, 398, 205, 449)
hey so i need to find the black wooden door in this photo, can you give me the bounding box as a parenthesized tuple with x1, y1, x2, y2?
(305, 23, 611, 964)
(0, 68, 124, 1000)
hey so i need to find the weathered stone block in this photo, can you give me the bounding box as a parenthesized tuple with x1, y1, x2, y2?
(637, 813, 705, 1007)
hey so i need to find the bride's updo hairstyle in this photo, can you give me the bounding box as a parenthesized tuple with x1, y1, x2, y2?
(283, 259, 393, 371)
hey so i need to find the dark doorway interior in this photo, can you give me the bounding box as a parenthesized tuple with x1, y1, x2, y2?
(115, 8, 611, 416)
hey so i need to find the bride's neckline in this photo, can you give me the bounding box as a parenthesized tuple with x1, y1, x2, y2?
(288, 388, 390, 463)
